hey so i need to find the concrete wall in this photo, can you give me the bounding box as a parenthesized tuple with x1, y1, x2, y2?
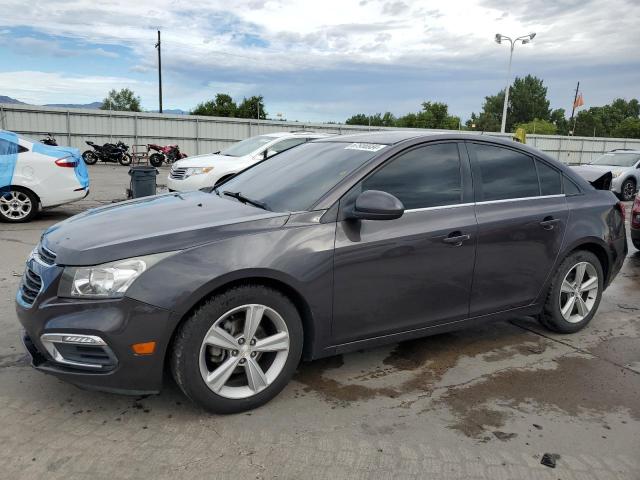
(2, 103, 640, 164)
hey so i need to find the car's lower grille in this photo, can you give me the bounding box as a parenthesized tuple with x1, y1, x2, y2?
(20, 266, 42, 306)
(37, 244, 57, 265)
(55, 344, 115, 368)
(170, 167, 187, 180)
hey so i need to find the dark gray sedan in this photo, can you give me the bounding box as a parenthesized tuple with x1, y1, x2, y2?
(16, 132, 627, 412)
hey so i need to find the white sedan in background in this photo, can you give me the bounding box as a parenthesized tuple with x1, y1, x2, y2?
(167, 131, 330, 192)
(0, 130, 89, 222)
(572, 149, 640, 201)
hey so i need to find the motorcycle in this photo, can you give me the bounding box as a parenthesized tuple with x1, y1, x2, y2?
(147, 143, 187, 167)
(40, 133, 58, 146)
(82, 141, 132, 166)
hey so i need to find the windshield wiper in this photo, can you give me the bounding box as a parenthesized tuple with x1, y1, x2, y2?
(222, 191, 269, 210)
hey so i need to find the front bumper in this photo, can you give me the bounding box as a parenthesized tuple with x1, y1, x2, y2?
(166, 172, 215, 192)
(16, 285, 174, 395)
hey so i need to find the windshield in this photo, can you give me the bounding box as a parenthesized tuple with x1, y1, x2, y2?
(220, 135, 275, 157)
(219, 141, 384, 212)
(591, 153, 640, 167)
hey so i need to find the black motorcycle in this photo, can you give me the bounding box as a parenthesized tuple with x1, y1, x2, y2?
(40, 133, 58, 146)
(82, 141, 132, 166)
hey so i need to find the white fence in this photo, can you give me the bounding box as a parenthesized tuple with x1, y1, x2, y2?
(2, 103, 639, 164)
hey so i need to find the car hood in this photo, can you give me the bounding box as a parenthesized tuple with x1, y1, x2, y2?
(173, 153, 250, 169)
(42, 191, 289, 265)
(571, 165, 614, 190)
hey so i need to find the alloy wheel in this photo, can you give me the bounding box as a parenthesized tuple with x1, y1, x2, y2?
(199, 304, 290, 399)
(622, 181, 635, 201)
(0, 191, 32, 220)
(559, 261, 599, 323)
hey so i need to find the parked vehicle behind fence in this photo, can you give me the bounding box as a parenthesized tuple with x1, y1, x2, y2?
(82, 140, 132, 166)
(16, 132, 626, 413)
(167, 131, 330, 192)
(0, 130, 89, 222)
(571, 149, 640, 201)
(148, 143, 187, 167)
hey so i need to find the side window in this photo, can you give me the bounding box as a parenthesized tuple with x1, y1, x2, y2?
(563, 176, 581, 195)
(474, 144, 539, 201)
(361, 143, 462, 210)
(0, 139, 19, 156)
(270, 138, 306, 154)
(535, 159, 562, 195)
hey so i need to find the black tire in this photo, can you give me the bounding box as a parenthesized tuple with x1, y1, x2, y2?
(620, 179, 636, 202)
(0, 187, 39, 223)
(539, 250, 603, 333)
(171, 284, 303, 413)
(118, 154, 132, 166)
(149, 153, 164, 167)
(82, 150, 98, 165)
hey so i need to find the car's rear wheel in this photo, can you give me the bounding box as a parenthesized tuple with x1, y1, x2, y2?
(540, 250, 603, 333)
(82, 150, 98, 165)
(171, 285, 303, 413)
(620, 179, 636, 202)
(0, 188, 38, 223)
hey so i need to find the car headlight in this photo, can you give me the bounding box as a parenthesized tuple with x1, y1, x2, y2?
(611, 170, 623, 178)
(185, 167, 213, 178)
(58, 252, 177, 299)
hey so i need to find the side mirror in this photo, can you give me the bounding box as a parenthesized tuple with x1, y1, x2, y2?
(348, 190, 404, 221)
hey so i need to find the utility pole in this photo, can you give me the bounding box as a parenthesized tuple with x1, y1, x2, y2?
(569, 81, 580, 136)
(155, 30, 163, 114)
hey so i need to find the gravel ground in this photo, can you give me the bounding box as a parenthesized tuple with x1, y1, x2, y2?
(0, 164, 638, 479)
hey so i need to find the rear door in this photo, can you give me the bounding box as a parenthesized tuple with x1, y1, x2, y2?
(467, 142, 568, 316)
(331, 142, 477, 344)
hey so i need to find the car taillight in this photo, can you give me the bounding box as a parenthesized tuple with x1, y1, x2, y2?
(632, 196, 640, 229)
(55, 156, 78, 168)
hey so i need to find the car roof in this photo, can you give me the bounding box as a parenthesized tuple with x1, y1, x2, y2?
(314, 130, 431, 145)
(262, 131, 331, 139)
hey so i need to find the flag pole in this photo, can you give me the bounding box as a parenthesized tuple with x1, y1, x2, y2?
(569, 81, 579, 135)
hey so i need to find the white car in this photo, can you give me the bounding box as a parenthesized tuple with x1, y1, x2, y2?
(0, 130, 90, 222)
(167, 131, 330, 192)
(572, 150, 640, 201)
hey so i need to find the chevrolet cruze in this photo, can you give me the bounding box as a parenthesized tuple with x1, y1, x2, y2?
(16, 132, 627, 413)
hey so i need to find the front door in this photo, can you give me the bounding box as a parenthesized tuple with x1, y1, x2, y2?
(467, 142, 568, 316)
(331, 142, 477, 345)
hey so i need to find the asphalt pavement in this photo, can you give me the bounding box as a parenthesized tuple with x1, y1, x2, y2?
(0, 164, 638, 479)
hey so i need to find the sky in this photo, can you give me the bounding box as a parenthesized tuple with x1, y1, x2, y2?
(0, 0, 638, 123)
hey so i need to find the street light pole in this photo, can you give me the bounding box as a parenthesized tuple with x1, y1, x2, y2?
(155, 30, 163, 114)
(495, 32, 536, 133)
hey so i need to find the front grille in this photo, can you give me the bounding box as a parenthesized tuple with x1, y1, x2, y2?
(37, 244, 57, 265)
(20, 266, 42, 306)
(170, 167, 187, 180)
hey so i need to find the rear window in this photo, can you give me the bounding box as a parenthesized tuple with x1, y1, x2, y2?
(474, 143, 539, 201)
(536, 159, 562, 196)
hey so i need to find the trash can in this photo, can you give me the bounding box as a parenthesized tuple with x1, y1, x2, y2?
(128, 166, 158, 198)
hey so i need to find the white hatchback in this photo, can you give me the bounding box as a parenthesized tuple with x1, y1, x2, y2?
(0, 131, 90, 222)
(167, 131, 330, 192)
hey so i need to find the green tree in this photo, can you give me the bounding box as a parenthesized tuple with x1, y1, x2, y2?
(191, 93, 237, 117)
(508, 75, 551, 130)
(345, 113, 369, 125)
(415, 102, 460, 129)
(466, 91, 503, 132)
(346, 112, 396, 127)
(514, 118, 557, 135)
(614, 117, 640, 138)
(550, 108, 570, 136)
(237, 96, 267, 119)
(101, 88, 141, 112)
(573, 98, 640, 137)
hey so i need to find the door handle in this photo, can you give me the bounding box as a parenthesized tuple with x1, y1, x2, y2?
(539, 216, 560, 230)
(443, 232, 471, 246)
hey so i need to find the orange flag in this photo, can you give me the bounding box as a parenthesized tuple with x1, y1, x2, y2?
(573, 93, 584, 109)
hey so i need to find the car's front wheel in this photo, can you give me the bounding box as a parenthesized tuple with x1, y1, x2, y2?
(171, 285, 303, 413)
(540, 250, 603, 333)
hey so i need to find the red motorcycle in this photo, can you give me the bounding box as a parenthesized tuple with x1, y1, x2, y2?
(147, 144, 187, 167)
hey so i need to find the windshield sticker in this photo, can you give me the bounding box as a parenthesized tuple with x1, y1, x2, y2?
(345, 143, 386, 152)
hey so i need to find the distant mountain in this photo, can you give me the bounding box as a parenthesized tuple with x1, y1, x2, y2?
(44, 102, 102, 109)
(0, 95, 26, 104)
